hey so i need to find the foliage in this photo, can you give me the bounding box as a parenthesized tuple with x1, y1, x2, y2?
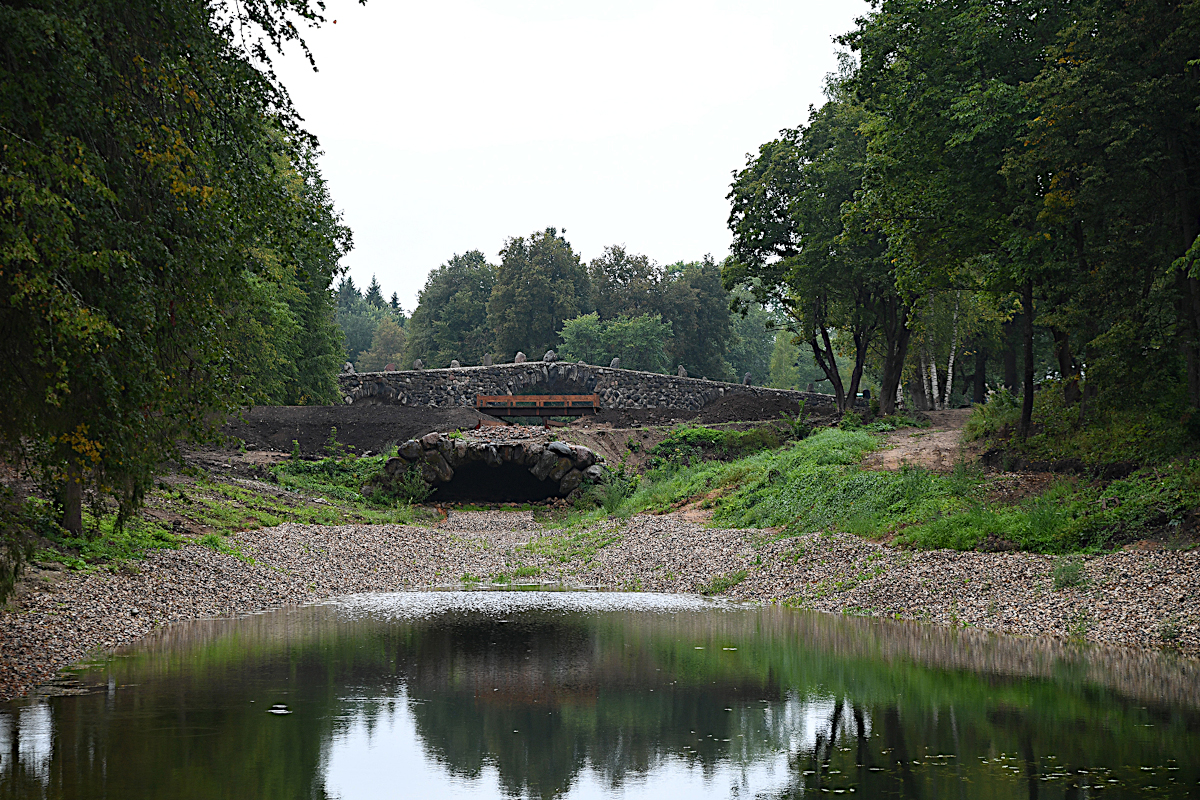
(0, 489, 45, 602)
(355, 316, 407, 372)
(964, 391, 1022, 442)
(647, 426, 785, 470)
(404, 250, 497, 367)
(559, 312, 673, 372)
(0, 0, 352, 532)
(725, 293, 778, 386)
(971, 380, 1199, 467)
(698, 569, 748, 595)
(659, 258, 734, 379)
(488, 228, 590, 359)
(271, 451, 424, 508)
(1052, 556, 1087, 591)
(725, 67, 908, 413)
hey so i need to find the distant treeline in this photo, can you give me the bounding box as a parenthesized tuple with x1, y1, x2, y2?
(336, 230, 837, 388)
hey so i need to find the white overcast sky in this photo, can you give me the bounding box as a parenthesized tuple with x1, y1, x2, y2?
(273, 0, 871, 310)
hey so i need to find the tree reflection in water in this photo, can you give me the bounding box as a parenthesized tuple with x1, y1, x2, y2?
(1, 592, 1197, 799)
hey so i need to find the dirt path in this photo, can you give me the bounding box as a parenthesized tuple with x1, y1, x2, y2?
(862, 409, 977, 472)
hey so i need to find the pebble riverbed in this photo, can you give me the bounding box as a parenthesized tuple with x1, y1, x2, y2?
(1, 510, 1196, 700)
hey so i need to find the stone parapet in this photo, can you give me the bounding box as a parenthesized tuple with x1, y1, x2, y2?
(336, 362, 838, 411)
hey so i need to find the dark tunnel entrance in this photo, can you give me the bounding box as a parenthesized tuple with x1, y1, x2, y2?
(430, 461, 563, 503)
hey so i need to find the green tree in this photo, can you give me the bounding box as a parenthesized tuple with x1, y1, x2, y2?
(559, 313, 672, 373)
(726, 292, 779, 387)
(558, 313, 607, 365)
(0, 0, 349, 533)
(405, 251, 498, 367)
(356, 317, 407, 372)
(726, 79, 907, 412)
(659, 258, 732, 379)
(487, 228, 590, 359)
(364, 274, 385, 308)
(588, 245, 661, 320)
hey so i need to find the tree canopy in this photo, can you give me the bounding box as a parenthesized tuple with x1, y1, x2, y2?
(0, 0, 355, 531)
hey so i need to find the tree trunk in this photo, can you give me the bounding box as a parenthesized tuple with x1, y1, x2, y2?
(943, 291, 961, 409)
(1002, 319, 1019, 394)
(972, 346, 988, 404)
(810, 327, 846, 413)
(924, 318, 940, 410)
(1019, 280, 1035, 439)
(1052, 328, 1081, 405)
(877, 297, 912, 416)
(63, 467, 83, 536)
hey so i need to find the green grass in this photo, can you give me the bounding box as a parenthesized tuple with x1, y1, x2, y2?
(698, 569, 748, 595)
(565, 425, 1200, 555)
(646, 424, 786, 470)
(521, 525, 623, 565)
(32, 504, 183, 571)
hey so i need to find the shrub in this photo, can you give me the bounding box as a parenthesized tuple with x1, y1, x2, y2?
(964, 391, 1020, 441)
(1052, 556, 1087, 590)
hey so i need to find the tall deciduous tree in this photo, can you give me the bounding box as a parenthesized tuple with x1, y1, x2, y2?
(487, 228, 590, 359)
(405, 251, 498, 367)
(0, 0, 354, 532)
(726, 80, 908, 413)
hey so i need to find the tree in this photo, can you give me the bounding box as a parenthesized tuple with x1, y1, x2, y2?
(0, 0, 350, 533)
(335, 277, 387, 363)
(659, 258, 732, 379)
(405, 251, 497, 367)
(356, 317, 407, 372)
(559, 313, 672, 372)
(487, 228, 590, 359)
(588, 246, 661, 320)
(726, 79, 907, 413)
(726, 293, 779, 387)
(364, 274, 385, 308)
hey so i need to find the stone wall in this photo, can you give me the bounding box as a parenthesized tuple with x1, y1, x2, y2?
(337, 362, 839, 411)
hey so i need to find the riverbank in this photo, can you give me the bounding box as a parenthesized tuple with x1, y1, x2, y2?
(1, 508, 1196, 701)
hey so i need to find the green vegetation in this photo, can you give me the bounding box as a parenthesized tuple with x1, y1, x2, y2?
(1052, 557, 1087, 591)
(569, 427, 1198, 554)
(647, 425, 786, 469)
(1, 0, 350, 542)
(559, 312, 674, 373)
(698, 570, 748, 595)
(521, 525, 623, 566)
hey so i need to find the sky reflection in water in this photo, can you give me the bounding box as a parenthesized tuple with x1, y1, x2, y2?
(2, 591, 1198, 799)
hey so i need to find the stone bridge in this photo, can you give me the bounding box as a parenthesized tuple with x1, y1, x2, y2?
(337, 362, 836, 412)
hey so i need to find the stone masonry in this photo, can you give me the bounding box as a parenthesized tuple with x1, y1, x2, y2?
(337, 362, 837, 411)
(364, 433, 606, 498)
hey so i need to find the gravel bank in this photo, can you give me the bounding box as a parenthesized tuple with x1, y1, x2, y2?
(1, 511, 1196, 700)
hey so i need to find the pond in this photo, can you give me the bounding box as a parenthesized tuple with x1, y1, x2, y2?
(2, 591, 1197, 799)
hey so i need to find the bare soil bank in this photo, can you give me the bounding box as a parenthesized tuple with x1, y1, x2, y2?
(1, 511, 1195, 702)
(222, 405, 497, 456)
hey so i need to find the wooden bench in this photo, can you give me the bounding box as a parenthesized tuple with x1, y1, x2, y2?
(475, 393, 600, 418)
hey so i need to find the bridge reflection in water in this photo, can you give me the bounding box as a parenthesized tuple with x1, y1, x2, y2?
(1, 592, 1197, 799)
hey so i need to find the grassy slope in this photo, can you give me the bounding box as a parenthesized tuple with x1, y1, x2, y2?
(558, 422, 1200, 554)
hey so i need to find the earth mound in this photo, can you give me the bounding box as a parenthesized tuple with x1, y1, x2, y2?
(223, 405, 497, 456)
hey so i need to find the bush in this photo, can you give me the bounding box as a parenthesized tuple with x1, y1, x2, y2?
(647, 425, 783, 470)
(0, 488, 41, 603)
(1052, 556, 1087, 590)
(964, 391, 1020, 441)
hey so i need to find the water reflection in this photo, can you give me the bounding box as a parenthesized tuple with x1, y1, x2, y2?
(2, 591, 1198, 799)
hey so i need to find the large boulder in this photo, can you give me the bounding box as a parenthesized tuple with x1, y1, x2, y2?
(548, 457, 573, 482)
(530, 450, 559, 481)
(559, 469, 584, 494)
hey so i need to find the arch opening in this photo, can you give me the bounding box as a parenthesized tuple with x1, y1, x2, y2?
(431, 461, 562, 503)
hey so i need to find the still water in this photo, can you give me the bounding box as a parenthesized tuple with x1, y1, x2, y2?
(2, 591, 1198, 799)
